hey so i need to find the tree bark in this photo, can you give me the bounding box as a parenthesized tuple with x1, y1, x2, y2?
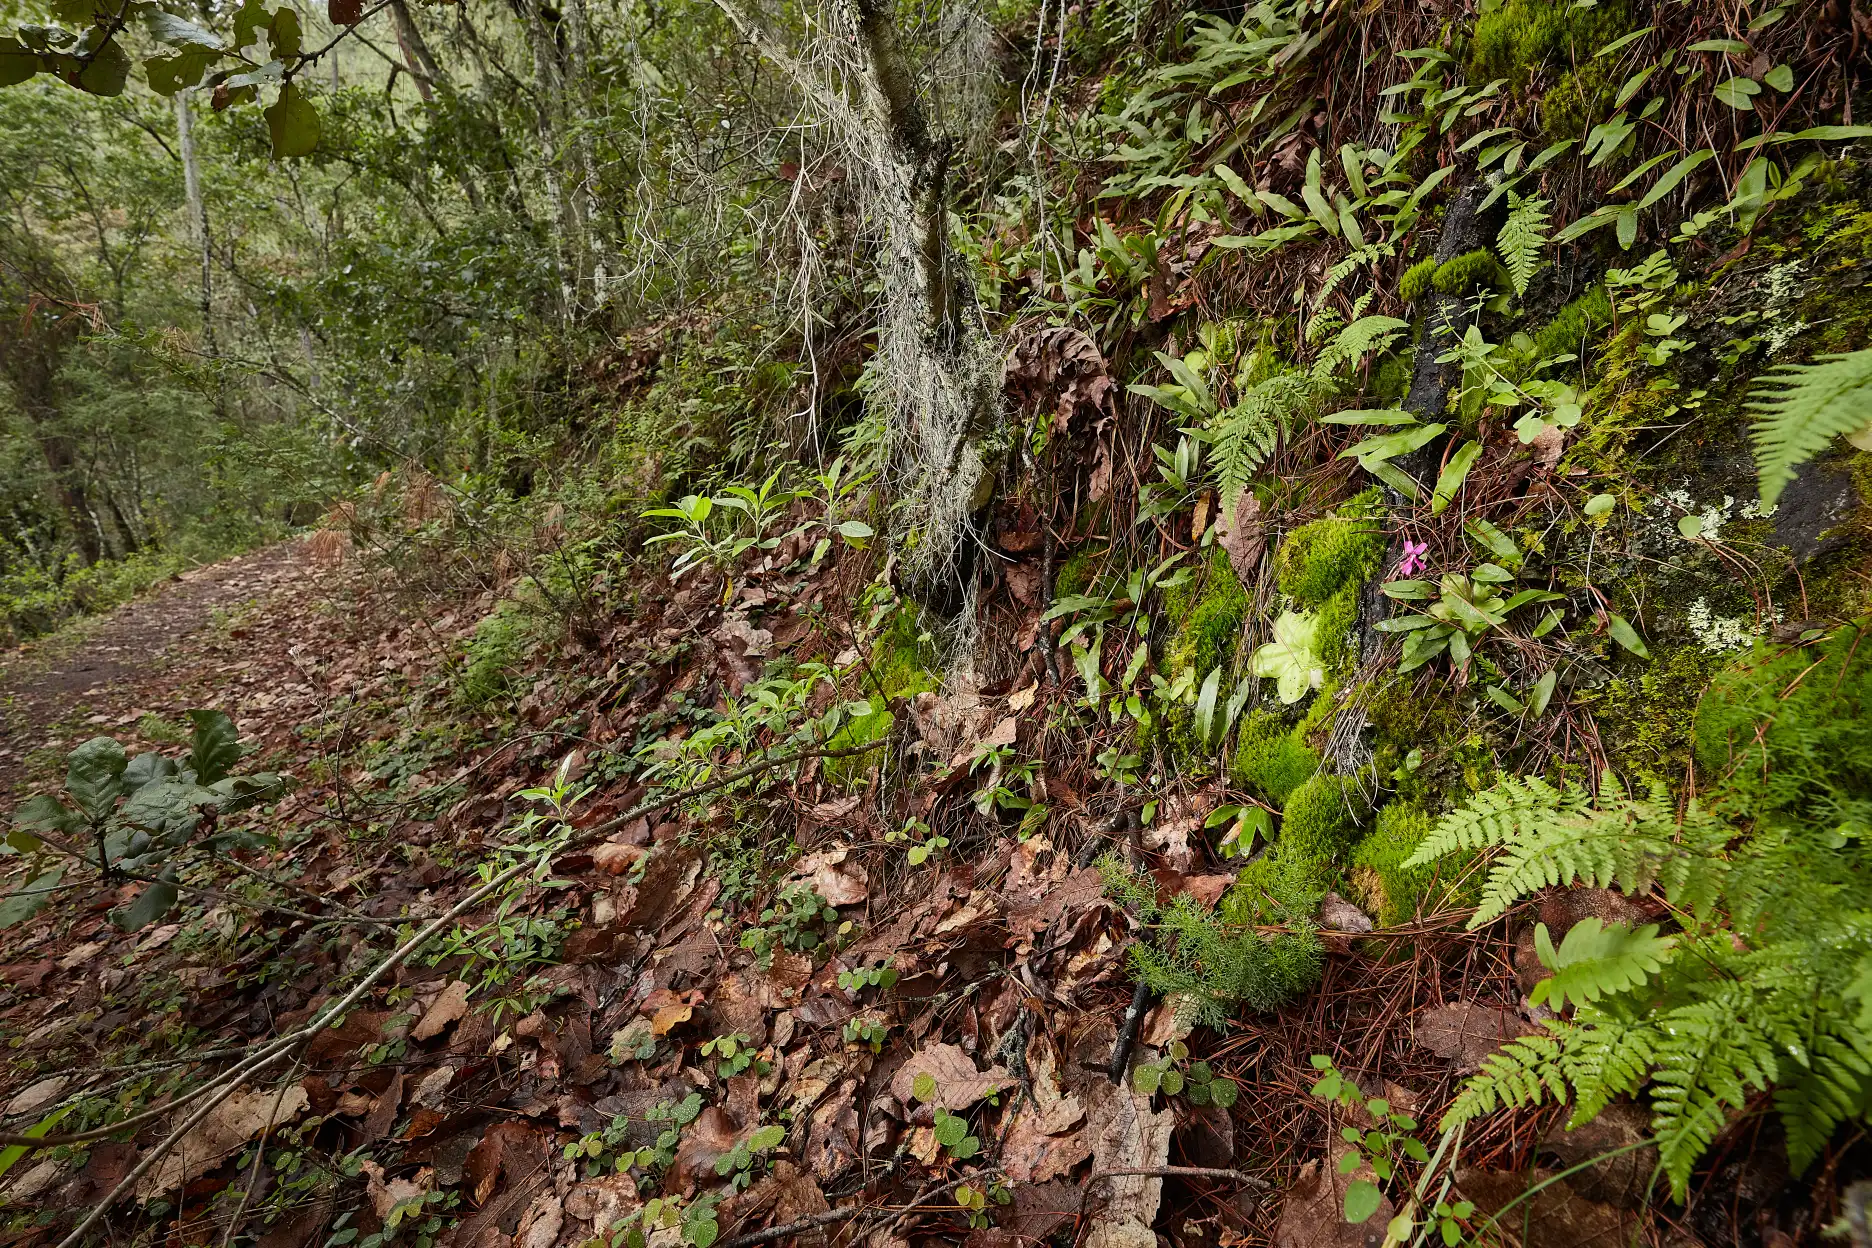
(713, 0, 1002, 614)
(175, 91, 219, 381)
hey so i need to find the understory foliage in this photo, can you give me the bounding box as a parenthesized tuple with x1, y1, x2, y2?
(1409, 623, 1872, 1197)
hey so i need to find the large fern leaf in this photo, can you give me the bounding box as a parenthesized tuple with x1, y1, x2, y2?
(1648, 994, 1778, 1199)
(1566, 1015, 1660, 1126)
(1774, 1024, 1872, 1174)
(1747, 347, 1872, 509)
(1402, 774, 1587, 866)
(1496, 192, 1550, 298)
(1529, 917, 1673, 1012)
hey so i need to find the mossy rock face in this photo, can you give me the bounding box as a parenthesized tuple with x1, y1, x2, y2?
(1223, 847, 1331, 925)
(1349, 802, 1437, 927)
(825, 606, 938, 785)
(1054, 547, 1107, 601)
(1231, 708, 1321, 804)
(1165, 546, 1253, 678)
(1276, 493, 1384, 607)
(1277, 771, 1369, 860)
(1431, 248, 1507, 296)
(1583, 643, 1722, 783)
(1467, 0, 1632, 86)
(1532, 288, 1613, 366)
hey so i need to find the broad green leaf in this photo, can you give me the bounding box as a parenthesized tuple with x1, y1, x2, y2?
(114, 866, 179, 932)
(0, 38, 40, 85)
(0, 868, 64, 929)
(911, 1072, 936, 1102)
(75, 36, 131, 95)
(232, 0, 270, 50)
(264, 84, 320, 157)
(144, 9, 222, 48)
(267, 6, 302, 57)
(1686, 38, 1748, 54)
(1430, 440, 1482, 515)
(1712, 76, 1762, 111)
(14, 794, 81, 842)
(835, 520, 874, 540)
(1529, 668, 1559, 717)
(66, 736, 128, 820)
(187, 709, 243, 784)
(1584, 493, 1616, 517)
(1192, 666, 1223, 748)
(0, 1105, 74, 1182)
(1251, 610, 1323, 705)
(1322, 408, 1416, 426)
(1464, 519, 1522, 568)
(1133, 1063, 1162, 1095)
(1339, 423, 1445, 464)
(1636, 149, 1715, 211)
(1764, 63, 1794, 92)
(1607, 613, 1650, 658)
(1343, 1178, 1383, 1224)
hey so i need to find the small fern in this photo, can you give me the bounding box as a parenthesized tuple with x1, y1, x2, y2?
(1413, 624, 1872, 1198)
(1209, 371, 1310, 500)
(1310, 313, 1408, 388)
(1528, 917, 1673, 1012)
(1747, 346, 1872, 508)
(1495, 191, 1550, 298)
(1100, 856, 1320, 1027)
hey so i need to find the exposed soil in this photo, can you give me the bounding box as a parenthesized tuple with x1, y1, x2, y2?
(0, 543, 310, 792)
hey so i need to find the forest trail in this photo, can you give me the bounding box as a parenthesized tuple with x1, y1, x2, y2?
(0, 542, 309, 790)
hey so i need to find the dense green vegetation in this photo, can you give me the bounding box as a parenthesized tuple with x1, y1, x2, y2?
(2, 0, 1871, 1241)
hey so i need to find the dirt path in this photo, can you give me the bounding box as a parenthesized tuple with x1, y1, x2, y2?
(0, 542, 310, 790)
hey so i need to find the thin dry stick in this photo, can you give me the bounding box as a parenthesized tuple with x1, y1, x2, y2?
(47, 740, 884, 1248)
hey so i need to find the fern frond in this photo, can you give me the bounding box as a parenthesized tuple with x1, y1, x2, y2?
(1775, 1025, 1872, 1174)
(1648, 993, 1777, 1200)
(1410, 774, 1714, 927)
(1747, 347, 1872, 509)
(1530, 918, 1674, 1012)
(1310, 314, 1408, 388)
(1566, 1014, 1660, 1126)
(1439, 1023, 1573, 1132)
(1496, 192, 1550, 299)
(1403, 774, 1586, 867)
(1210, 371, 1309, 499)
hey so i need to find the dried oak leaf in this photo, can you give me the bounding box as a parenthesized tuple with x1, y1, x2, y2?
(1084, 1084, 1174, 1248)
(412, 981, 471, 1042)
(1414, 1001, 1535, 1072)
(887, 1043, 1012, 1111)
(139, 1084, 311, 1196)
(789, 849, 868, 908)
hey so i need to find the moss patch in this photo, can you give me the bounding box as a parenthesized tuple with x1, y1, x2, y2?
(1432, 248, 1507, 296)
(1230, 708, 1320, 804)
(1165, 546, 1253, 677)
(826, 606, 938, 785)
(1349, 802, 1435, 926)
(1468, 0, 1631, 86)
(1277, 490, 1384, 607)
(1278, 771, 1369, 861)
(1584, 643, 1721, 783)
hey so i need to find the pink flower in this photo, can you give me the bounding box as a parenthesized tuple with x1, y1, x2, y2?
(1397, 540, 1429, 578)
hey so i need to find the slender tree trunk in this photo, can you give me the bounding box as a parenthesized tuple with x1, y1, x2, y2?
(175, 89, 222, 421)
(388, 0, 440, 102)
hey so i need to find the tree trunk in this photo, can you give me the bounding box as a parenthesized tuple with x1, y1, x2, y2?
(714, 0, 1002, 615)
(175, 90, 220, 399)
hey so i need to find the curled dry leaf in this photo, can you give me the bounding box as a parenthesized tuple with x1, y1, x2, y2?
(790, 849, 868, 907)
